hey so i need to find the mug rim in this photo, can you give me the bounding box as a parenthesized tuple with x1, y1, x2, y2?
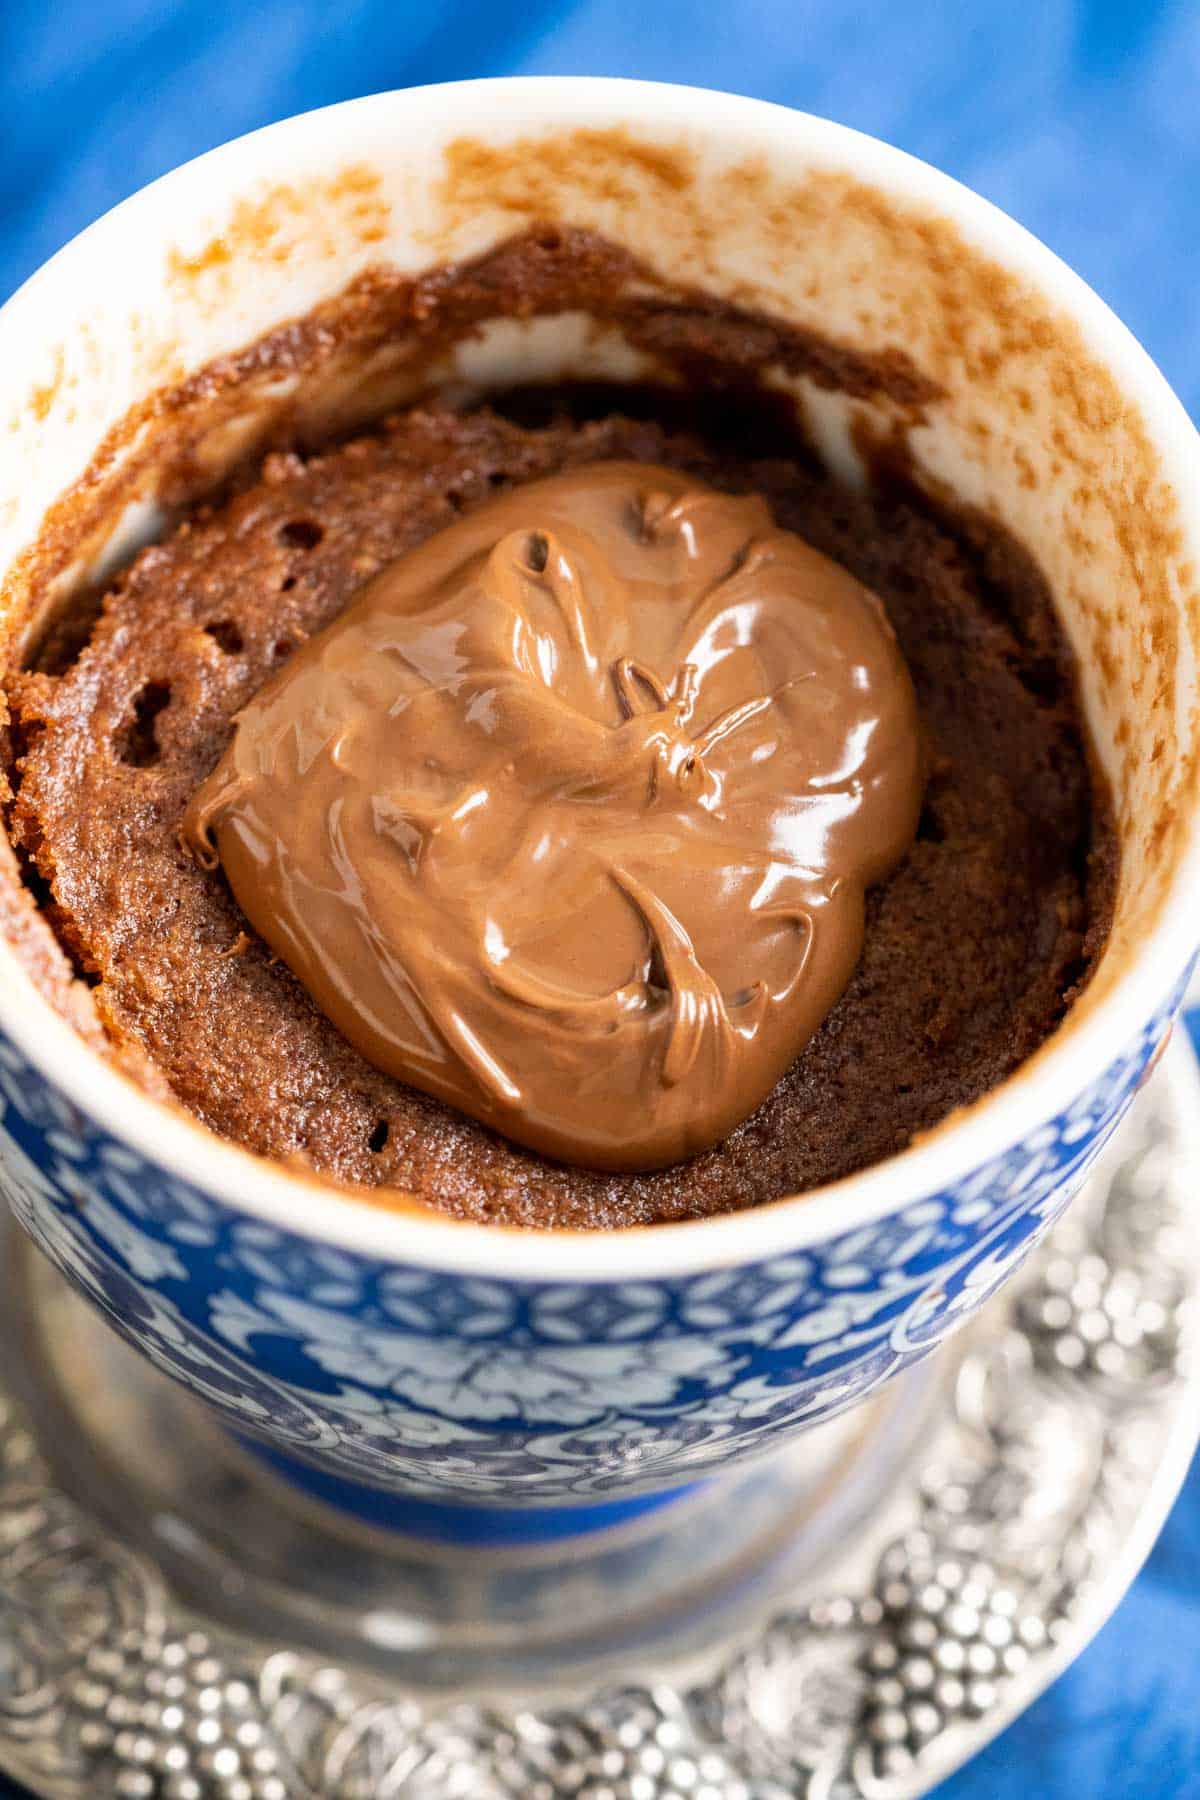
(1, 74, 1198, 1282)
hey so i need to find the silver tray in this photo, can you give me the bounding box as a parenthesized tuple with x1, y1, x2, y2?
(1, 1037, 1198, 1800)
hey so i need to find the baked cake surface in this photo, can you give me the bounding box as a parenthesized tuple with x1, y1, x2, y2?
(4, 397, 1114, 1227)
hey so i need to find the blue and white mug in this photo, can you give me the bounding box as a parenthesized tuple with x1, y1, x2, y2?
(0, 80, 1197, 1531)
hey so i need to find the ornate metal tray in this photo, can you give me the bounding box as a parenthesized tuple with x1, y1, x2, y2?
(1, 1039, 1197, 1800)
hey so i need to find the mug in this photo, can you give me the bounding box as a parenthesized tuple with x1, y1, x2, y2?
(0, 78, 1197, 1531)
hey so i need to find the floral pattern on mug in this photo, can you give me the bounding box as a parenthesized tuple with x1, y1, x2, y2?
(0, 964, 1188, 1502)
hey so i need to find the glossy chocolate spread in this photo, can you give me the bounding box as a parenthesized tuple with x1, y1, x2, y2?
(184, 461, 922, 1169)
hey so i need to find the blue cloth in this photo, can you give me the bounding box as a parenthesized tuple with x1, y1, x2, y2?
(0, 5, 1198, 1794)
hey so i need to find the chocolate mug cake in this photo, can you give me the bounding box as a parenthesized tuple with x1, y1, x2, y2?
(1, 229, 1116, 1227)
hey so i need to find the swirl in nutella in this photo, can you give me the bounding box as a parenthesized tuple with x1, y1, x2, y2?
(184, 462, 923, 1172)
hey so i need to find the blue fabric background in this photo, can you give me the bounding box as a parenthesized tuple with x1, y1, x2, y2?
(1, 4, 1198, 1794)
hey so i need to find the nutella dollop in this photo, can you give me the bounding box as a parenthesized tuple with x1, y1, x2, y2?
(184, 462, 922, 1171)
